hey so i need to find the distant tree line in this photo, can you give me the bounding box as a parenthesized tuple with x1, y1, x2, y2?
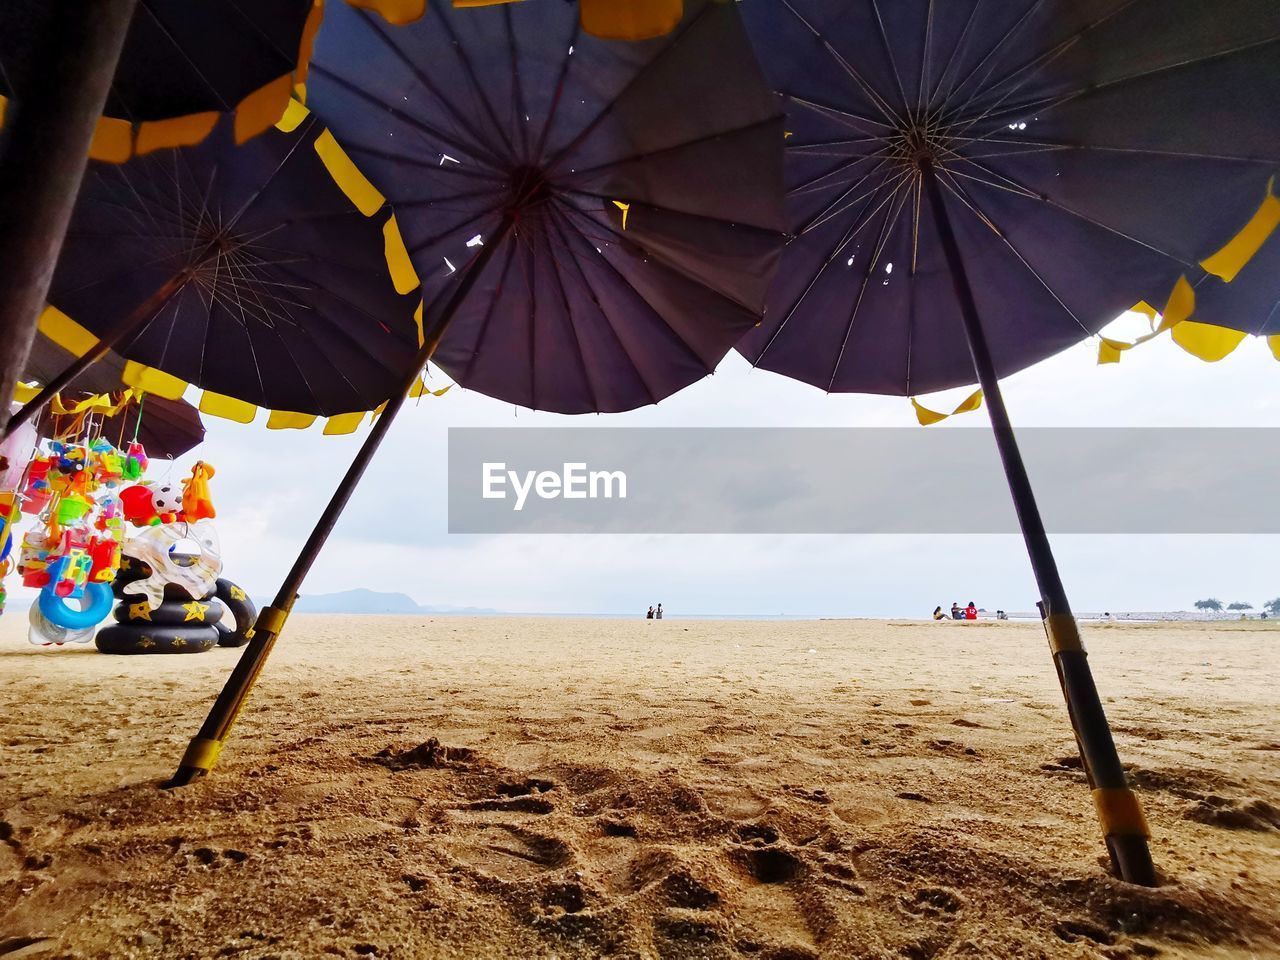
(1195, 598, 1280, 615)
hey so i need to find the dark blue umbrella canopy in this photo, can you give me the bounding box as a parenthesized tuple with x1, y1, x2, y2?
(44, 112, 421, 419)
(307, 0, 786, 414)
(735, 0, 1280, 396)
(0, 0, 320, 158)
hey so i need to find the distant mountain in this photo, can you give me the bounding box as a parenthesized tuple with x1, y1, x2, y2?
(289, 588, 498, 615)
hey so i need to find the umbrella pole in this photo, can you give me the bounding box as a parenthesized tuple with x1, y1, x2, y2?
(165, 219, 513, 789)
(3, 272, 189, 440)
(0, 0, 138, 433)
(920, 163, 1156, 886)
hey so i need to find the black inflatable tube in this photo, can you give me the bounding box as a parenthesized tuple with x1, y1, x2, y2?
(95, 624, 220, 655)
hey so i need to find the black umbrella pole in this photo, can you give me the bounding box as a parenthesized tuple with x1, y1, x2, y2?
(921, 164, 1155, 885)
(166, 221, 513, 789)
(0, 0, 138, 433)
(4, 272, 189, 440)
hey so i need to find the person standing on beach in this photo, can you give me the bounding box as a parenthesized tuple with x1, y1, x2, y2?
(646, 606, 654, 620)
(655, 603, 663, 620)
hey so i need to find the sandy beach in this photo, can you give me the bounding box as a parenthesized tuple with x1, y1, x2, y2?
(1, 616, 1277, 959)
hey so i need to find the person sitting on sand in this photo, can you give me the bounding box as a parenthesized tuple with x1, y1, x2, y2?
(965, 601, 978, 620)
(951, 602, 962, 620)
(646, 606, 654, 620)
(933, 605, 946, 621)
(655, 603, 663, 620)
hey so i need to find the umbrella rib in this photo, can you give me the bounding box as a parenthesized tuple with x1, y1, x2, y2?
(555, 116, 783, 191)
(555, 200, 718, 375)
(904, 173, 921, 394)
(827, 173, 914, 391)
(541, 215, 603, 411)
(555, 188, 783, 314)
(937, 169, 1092, 337)
(405, 206, 501, 258)
(131, 2, 235, 112)
(941, 0, 1050, 112)
(789, 151, 891, 202)
(503, 7, 530, 165)
(530, 17, 582, 165)
(953, 32, 1280, 145)
(788, 95, 896, 134)
(800, 158, 907, 235)
(543, 7, 712, 176)
(220, 121, 315, 238)
(777, 0, 901, 128)
(917, 0, 936, 110)
(225, 0, 304, 66)
(545, 204, 660, 407)
(307, 61, 507, 174)
(950, 135, 1280, 165)
(868, 0, 911, 112)
(341, 141, 506, 185)
(946, 152, 1199, 267)
(754, 166, 913, 365)
(512, 225, 539, 408)
(925, 0, 982, 111)
(391, 185, 508, 211)
(558, 186, 786, 246)
(951, 0, 1151, 123)
(458, 237, 519, 385)
(427, 1, 517, 161)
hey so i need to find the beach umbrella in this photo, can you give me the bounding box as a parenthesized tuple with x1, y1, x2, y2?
(3, 108, 422, 439)
(0, 0, 322, 160)
(168, 0, 785, 785)
(735, 0, 1280, 885)
(0, 1, 323, 425)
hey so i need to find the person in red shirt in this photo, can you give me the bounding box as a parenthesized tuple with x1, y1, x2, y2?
(965, 601, 978, 620)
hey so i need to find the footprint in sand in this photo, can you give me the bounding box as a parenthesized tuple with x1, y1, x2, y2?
(443, 823, 571, 882)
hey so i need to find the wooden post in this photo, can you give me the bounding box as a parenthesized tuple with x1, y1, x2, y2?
(921, 161, 1156, 886)
(0, 0, 138, 428)
(166, 219, 512, 788)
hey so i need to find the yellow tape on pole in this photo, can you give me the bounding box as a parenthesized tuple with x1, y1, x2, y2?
(1092, 788, 1151, 839)
(180, 737, 224, 772)
(1044, 614, 1085, 655)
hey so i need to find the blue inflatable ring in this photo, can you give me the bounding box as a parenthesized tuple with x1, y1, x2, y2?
(38, 581, 114, 630)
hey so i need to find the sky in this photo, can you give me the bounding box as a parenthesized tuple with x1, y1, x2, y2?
(92, 309, 1278, 620)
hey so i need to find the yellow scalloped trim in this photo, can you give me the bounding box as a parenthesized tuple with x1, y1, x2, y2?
(579, 0, 682, 40)
(314, 130, 385, 216)
(346, 0, 427, 25)
(323, 411, 366, 435)
(413, 300, 425, 347)
(136, 112, 221, 156)
(234, 74, 295, 145)
(911, 388, 982, 426)
(383, 215, 421, 294)
(89, 116, 133, 163)
(276, 98, 311, 134)
(122, 361, 188, 400)
(199, 390, 257, 423)
(1171, 320, 1249, 362)
(38, 305, 99, 355)
(1200, 177, 1280, 282)
(1270, 335, 1280, 362)
(296, 0, 325, 85)
(266, 410, 319, 430)
(0, 2, 325, 162)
